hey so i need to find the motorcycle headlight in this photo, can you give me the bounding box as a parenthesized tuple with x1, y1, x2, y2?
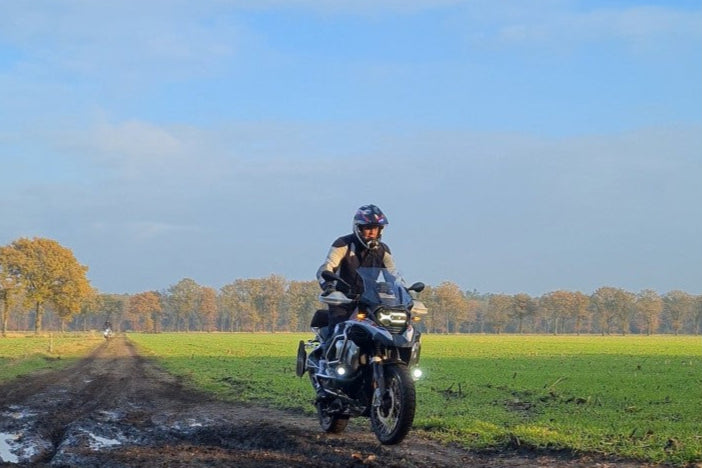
(377, 310, 393, 326)
(375, 309, 409, 334)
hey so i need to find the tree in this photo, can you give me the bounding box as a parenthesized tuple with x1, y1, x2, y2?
(260, 275, 287, 332)
(241, 279, 263, 332)
(73, 287, 101, 331)
(54, 278, 94, 331)
(511, 293, 537, 334)
(127, 291, 162, 332)
(591, 287, 634, 335)
(284, 281, 320, 332)
(570, 292, 591, 335)
(417, 285, 436, 332)
(167, 278, 201, 331)
(219, 279, 252, 332)
(486, 294, 512, 334)
(692, 295, 702, 335)
(635, 289, 662, 335)
(101, 294, 128, 331)
(432, 282, 469, 333)
(0, 246, 23, 337)
(198, 287, 217, 332)
(662, 290, 693, 335)
(540, 290, 589, 334)
(2, 238, 91, 333)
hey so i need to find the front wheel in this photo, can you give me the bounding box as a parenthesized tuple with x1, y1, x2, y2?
(316, 401, 349, 434)
(370, 363, 416, 445)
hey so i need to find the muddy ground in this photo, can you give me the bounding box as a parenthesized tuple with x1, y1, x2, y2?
(0, 336, 667, 467)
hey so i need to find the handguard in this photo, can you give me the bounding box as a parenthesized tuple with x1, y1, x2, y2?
(319, 291, 354, 306)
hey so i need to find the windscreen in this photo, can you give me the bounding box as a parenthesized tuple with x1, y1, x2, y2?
(356, 267, 412, 308)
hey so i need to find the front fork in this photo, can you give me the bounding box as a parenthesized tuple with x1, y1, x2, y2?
(371, 355, 385, 407)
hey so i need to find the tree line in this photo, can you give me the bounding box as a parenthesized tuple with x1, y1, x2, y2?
(2, 237, 701, 335)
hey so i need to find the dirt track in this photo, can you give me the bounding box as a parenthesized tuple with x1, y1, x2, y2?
(0, 336, 664, 467)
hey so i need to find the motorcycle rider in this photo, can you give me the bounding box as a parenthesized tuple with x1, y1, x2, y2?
(103, 319, 113, 339)
(316, 204, 397, 343)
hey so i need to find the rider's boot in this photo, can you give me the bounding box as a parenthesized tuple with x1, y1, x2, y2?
(314, 361, 328, 402)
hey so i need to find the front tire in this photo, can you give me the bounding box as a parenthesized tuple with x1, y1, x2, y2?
(316, 401, 349, 433)
(370, 363, 416, 444)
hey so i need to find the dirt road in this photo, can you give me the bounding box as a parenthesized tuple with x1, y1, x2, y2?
(0, 336, 661, 467)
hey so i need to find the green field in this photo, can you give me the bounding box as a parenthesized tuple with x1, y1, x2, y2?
(0, 332, 105, 382)
(126, 333, 702, 465)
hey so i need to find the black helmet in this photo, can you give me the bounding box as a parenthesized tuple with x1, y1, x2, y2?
(353, 204, 388, 249)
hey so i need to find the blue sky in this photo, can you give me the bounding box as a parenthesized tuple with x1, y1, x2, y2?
(1, 0, 700, 296)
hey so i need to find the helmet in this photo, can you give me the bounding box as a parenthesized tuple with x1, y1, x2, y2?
(353, 204, 389, 249)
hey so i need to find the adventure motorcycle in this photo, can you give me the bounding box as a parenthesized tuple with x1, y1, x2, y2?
(296, 267, 428, 445)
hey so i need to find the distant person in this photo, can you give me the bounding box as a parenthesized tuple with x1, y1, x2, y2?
(316, 204, 398, 336)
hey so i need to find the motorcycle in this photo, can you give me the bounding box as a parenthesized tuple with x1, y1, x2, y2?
(296, 267, 428, 445)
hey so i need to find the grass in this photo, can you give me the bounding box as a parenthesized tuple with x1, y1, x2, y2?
(417, 335, 701, 465)
(127, 332, 702, 465)
(0, 332, 105, 383)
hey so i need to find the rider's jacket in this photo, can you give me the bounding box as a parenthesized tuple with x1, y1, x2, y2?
(316, 234, 396, 295)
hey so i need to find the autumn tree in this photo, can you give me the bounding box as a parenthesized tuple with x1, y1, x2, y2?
(635, 289, 662, 335)
(1, 238, 91, 333)
(284, 280, 321, 332)
(71, 287, 101, 331)
(241, 279, 263, 332)
(511, 293, 537, 334)
(54, 279, 94, 332)
(416, 285, 435, 332)
(198, 287, 217, 332)
(662, 290, 693, 335)
(0, 246, 24, 337)
(540, 290, 590, 334)
(219, 279, 251, 332)
(692, 295, 702, 335)
(590, 287, 634, 335)
(167, 278, 201, 331)
(127, 291, 162, 332)
(486, 294, 512, 334)
(469, 295, 490, 333)
(260, 275, 287, 332)
(430, 282, 470, 333)
(570, 292, 591, 334)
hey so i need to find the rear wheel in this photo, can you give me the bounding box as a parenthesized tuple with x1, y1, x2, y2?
(370, 363, 416, 444)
